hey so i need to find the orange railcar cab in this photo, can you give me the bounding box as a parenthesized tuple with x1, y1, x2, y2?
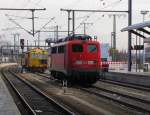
(50, 35, 101, 84)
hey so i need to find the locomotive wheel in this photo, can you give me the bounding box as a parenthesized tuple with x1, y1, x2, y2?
(51, 71, 56, 77)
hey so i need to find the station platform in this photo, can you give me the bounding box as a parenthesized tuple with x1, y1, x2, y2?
(0, 63, 21, 115)
(110, 69, 150, 77)
(104, 70, 150, 87)
(121, 71, 150, 76)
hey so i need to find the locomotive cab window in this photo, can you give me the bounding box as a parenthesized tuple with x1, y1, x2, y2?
(51, 47, 57, 54)
(58, 46, 65, 53)
(88, 44, 97, 53)
(72, 44, 83, 52)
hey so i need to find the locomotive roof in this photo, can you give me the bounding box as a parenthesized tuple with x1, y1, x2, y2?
(52, 34, 99, 47)
(56, 34, 93, 43)
(52, 39, 99, 47)
(65, 34, 92, 40)
(27, 48, 47, 54)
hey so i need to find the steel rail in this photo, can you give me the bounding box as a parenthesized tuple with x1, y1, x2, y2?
(34, 72, 150, 113)
(1, 69, 36, 115)
(35, 72, 50, 79)
(99, 79, 150, 92)
(93, 86, 150, 104)
(4, 69, 74, 115)
(80, 86, 150, 113)
(11, 70, 74, 115)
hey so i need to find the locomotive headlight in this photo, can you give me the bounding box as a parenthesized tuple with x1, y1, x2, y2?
(75, 60, 82, 65)
(88, 61, 96, 65)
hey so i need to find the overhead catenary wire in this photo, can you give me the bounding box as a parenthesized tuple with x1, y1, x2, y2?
(5, 14, 39, 20)
(2, 0, 125, 40)
(88, 0, 125, 29)
(58, 0, 123, 32)
(74, 0, 124, 32)
(100, 0, 123, 9)
(5, 14, 33, 35)
(75, 16, 90, 31)
(34, 17, 56, 34)
(27, 0, 45, 9)
(21, 0, 44, 9)
(83, 0, 123, 20)
(5, 0, 45, 22)
(5, 14, 54, 20)
(62, 0, 81, 9)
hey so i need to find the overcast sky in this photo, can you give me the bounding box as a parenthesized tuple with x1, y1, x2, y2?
(0, 0, 150, 50)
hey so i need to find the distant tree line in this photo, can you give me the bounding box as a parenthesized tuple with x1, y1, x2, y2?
(109, 48, 128, 62)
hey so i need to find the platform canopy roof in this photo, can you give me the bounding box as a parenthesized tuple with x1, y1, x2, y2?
(121, 21, 150, 39)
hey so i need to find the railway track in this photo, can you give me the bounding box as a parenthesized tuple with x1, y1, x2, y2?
(80, 86, 150, 114)
(36, 72, 150, 92)
(1, 69, 74, 115)
(35, 72, 150, 114)
(35, 72, 51, 79)
(99, 79, 150, 92)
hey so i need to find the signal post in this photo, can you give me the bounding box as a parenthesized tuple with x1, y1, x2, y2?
(20, 39, 24, 73)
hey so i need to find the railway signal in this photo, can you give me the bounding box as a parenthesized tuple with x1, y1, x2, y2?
(20, 39, 24, 50)
(20, 39, 24, 73)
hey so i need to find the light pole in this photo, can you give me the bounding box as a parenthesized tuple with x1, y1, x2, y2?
(140, 10, 149, 70)
(80, 22, 93, 35)
(109, 14, 126, 49)
(109, 14, 126, 61)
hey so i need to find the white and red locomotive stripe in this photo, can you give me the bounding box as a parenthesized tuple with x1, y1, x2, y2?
(101, 61, 128, 65)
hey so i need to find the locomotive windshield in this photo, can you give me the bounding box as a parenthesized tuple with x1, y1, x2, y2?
(32, 54, 47, 59)
(72, 44, 83, 52)
(88, 44, 97, 53)
(51, 47, 57, 54)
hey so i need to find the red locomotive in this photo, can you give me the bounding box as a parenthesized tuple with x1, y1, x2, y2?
(49, 34, 101, 84)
